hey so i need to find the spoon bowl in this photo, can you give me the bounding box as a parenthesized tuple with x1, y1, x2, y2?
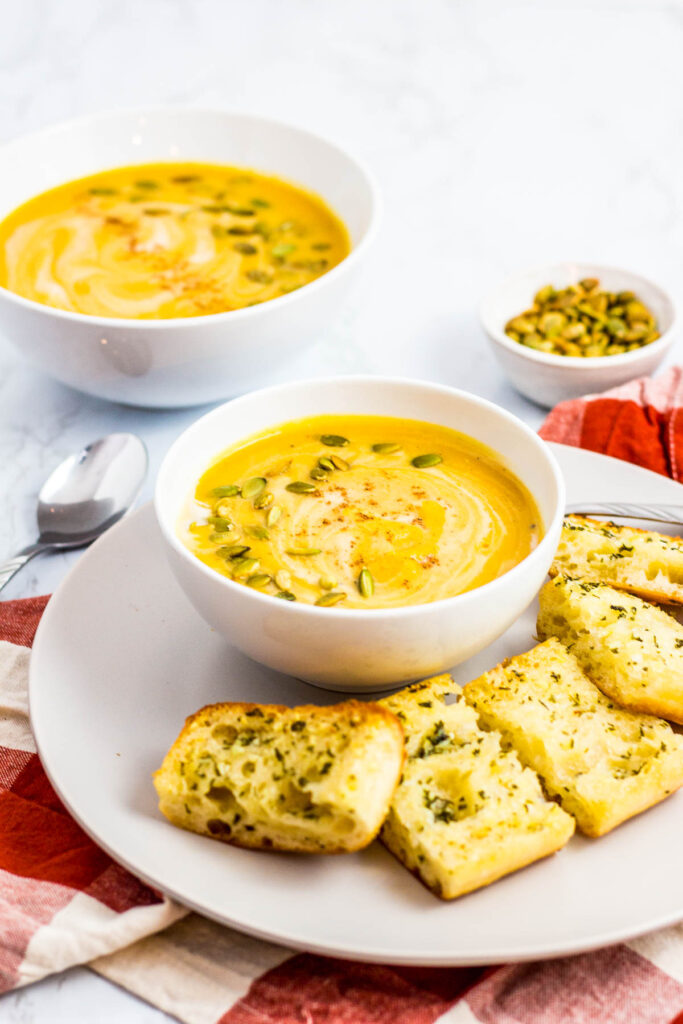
(0, 433, 148, 594)
(37, 434, 148, 547)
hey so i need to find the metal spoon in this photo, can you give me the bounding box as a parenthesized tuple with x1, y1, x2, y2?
(0, 433, 148, 593)
(566, 502, 683, 526)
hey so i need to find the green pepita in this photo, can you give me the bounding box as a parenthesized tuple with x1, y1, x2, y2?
(213, 499, 236, 517)
(318, 575, 338, 590)
(207, 515, 232, 531)
(411, 453, 443, 468)
(315, 591, 347, 607)
(320, 434, 350, 447)
(330, 455, 350, 471)
(310, 467, 327, 481)
(211, 485, 240, 498)
(266, 506, 282, 527)
(372, 442, 401, 454)
(232, 557, 259, 578)
(505, 279, 659, 357)
(357, 567, 374, 598)
(246, 269, 273, 284)
(241, 477, 267, 499)
(286, 481, 318, 494)
(318, 456, 336, 472)
(286, 547, 322, 556)
(246, 573, 272, 588)
(246, 525, 270, 540)
(253, 491, 273, 510)
(272, 242, 296, 259)
(275, 590, 296, 601)
(222, 544, 251, 559)
(233, 242, 258, 255)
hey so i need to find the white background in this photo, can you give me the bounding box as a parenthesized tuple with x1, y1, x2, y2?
(1, 0, 682, 1019)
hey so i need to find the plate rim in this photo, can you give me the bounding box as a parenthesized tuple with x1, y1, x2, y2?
(28, 445, 683, 965)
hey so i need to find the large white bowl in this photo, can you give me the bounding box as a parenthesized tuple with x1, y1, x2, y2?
(0, 109, 379, 408)
(480, 262, 677, 408)
(155, 377, 565, 691)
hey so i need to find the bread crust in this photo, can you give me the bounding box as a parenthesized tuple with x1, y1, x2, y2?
(154, 699, 404, 854)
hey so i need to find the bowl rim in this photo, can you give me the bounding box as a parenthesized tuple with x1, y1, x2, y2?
(0, 105, 382, 331)
(154, 374, 566, 621)
(479, 260, 677, 370)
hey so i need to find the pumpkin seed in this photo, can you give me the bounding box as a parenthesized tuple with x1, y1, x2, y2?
(286, 481, 317, 494)
(310, 467, 327, 481)
(246, 525, 270, 540)
(274, 570, 292, 590)
(372, 442, 401, 454)
(233, 242, 258, 255)
(505, 279, 659, 357)
(318, 456, 336, 472)
(266, 506, 282, 527)
(134, 179, 159, 190)
(246, 573, 272, 588)
(411, 453, 443, 468)
(207, 515, 232, 531)
(330, 455, 350, 471)
(320, 434, 349, 447)
(246, 269, 273, 284)
(222, 544, 251, 559)
(253, 491, 273, 510)
(232, 557, 259, 578)
(286, 547, 322, 556)
(357, 568, 374, 598)
(214, 499, 236, 517)
(241, 477, 267, 499)
(272, 242, 296, 259)
(211, 485, 240, 498)
(209, 531, 228, 543)
(315, 591, 347, 607)
(275, 590, 297, 601)
(318, 575, 338, 590)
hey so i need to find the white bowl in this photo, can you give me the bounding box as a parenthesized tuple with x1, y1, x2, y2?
(480, 262, 677, 408)
(154, 376, 565, 692)
(0, 108, 379, 408)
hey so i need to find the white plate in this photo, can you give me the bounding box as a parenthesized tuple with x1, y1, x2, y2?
(29, 444, 683, 965)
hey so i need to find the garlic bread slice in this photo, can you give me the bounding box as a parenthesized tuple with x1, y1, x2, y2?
(538, 574, 683, 724)
(464, 638, 683, 836)
(551, 515, 683, 605)
(378, 675, 574, 900)
(154, 700, 404, 853)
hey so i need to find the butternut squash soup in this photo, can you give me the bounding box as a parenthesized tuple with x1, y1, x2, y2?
(180, 416, 542, 610)
(0, 163, 349, 319)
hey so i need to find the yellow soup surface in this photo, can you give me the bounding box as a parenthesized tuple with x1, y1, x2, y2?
(0, 163, 350, 319)
(180, 415, 543, 610)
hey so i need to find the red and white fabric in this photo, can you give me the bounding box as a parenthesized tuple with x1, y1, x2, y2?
(2, 369, 683, 1022)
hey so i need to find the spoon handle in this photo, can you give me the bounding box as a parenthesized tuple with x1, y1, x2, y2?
(565, 502, 683, 526)
(0, 543, 45, 594)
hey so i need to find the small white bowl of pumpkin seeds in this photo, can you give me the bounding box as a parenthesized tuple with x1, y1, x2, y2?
(480, 262, 677, 408)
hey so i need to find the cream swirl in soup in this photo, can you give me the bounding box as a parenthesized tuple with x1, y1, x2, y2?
(180, 415, 542, 610)
(0, 163, 349, 319)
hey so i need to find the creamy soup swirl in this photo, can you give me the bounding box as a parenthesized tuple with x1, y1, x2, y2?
(0, 163, 349, 319)
(181, 416, 542, 610)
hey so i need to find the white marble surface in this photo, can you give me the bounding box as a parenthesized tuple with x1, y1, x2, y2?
(2, 0, 683, 1018)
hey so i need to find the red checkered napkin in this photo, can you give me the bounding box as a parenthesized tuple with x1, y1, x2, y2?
(4, 368, 683, 1022)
